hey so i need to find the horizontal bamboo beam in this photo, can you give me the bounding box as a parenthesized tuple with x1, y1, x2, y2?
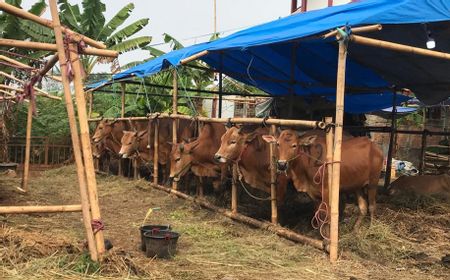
(0, 54, 36, 71)
(151, 183, 326, 251)
(0, 2, 106, 49)
(88, 114, 325, 129)
(180, 50, 209, 64)
(350, 34, 450, 61)
(0, 204, 82, 214)
(323, 24, 382, 39)
(0, 71, 61, 100)
(0, 38, 118, 58)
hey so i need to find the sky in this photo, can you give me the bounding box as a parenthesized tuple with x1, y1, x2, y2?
(21, 0, 293, 72)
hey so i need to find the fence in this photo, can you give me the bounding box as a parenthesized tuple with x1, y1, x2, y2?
(7, 136, 73, 168)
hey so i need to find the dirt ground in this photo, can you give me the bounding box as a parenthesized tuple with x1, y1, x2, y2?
(0, 165, 449, 280)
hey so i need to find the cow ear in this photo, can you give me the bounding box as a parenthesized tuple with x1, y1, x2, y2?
(262, 135, 277, 143)
(236, 125, 243, 134)
(299, 135, 317, 146)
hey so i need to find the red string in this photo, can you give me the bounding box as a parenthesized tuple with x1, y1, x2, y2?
(91, 219, 105, 234)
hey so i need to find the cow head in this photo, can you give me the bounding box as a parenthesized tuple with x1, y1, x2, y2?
(263, 129, 316, 172)
(169, 140, 198, 181)
(91, 139, 106, 159)
(118, 130, 147, 158)
(214, 126, 258, 163)
(92, 119, 117, 143)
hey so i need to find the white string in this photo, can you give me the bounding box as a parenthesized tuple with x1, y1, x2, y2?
(246, 56, 257, 86)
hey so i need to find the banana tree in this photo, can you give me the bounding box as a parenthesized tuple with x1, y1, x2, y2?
(57, 0, 151, 76)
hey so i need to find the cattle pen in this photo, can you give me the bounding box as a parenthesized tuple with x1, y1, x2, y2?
(1, 1, 450, 278)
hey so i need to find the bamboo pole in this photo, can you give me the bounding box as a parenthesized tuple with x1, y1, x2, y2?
(231, 164, 238, 214)
(88, 92, 93, 118)
(68, 41, 106, 255)
(153, 119, 159, 185)
(325, 117, 334, 210)
(151, 183, 326, 251)
(0, 204, 82, 214)
(351, 34, 450, 61)
(269, 124, 278, 224)
(419, 131, 428, 174)
(218, 71, 223, 118)
(0, 38, 118, 58)
(180, 50, 209, 64)
(172, 69, 178, 190)
(0, 89, 27, 102)
(0, 1, 106, 49)
(20, 102, 33, 193)
(329, 39, 348, 263)
(384, 91, 397, 187)
(88, 114, 325, 129)
(120, 82, 126, 118)
(0, 54, 35, 70)
(0, 71, 61, 100)
(323, 24, 382, 39)
(49, 0, 98, 261)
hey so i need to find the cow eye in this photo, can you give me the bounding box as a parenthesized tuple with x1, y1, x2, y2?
(128, 142, 132, 145)
(230, 140, 237, 144)
(175, 158, 181, 162)
(276, 142, 280, 146)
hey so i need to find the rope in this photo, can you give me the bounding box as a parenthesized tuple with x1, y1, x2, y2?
(91, 219, 105, 234)
(175, 67, 198, 115)
(246, 55, 257, 86)
(235, 165, 271, 201)
(311, 162, 331, 240)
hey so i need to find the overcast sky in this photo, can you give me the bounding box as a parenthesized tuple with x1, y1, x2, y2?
(21, 0, 292, 72)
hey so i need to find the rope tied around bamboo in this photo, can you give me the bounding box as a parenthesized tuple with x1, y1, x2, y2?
(61, 34, 87, 82)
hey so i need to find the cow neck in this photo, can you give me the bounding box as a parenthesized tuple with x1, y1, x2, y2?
(132, 130, 150, 162)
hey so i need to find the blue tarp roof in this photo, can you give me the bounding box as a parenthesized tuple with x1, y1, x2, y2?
(90, 0, 450, 113)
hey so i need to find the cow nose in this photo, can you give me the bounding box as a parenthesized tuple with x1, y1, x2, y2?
(213, 154, 222, 162)
(277, 160, 288, 171)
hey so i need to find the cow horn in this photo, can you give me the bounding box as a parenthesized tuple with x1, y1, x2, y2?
(277, 127, 282, 134)
(127, 119, 137, 132)
(297, 131, 307, 137)
(179, 143, 184, 152)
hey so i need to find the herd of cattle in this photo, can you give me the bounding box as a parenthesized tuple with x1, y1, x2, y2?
(91, 118, 450, 230)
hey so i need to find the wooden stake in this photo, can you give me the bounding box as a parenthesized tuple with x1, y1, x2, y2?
(0, 1, 106, 49)
(121, 82, 126, 118)
(325, 117, 334, 206)
(49, 0, 98, 261)
(269, 124, 278, 224)
(172, 69, 178, 190)
(329, 40, 348, 263)
(68, 42, 106, 255)
(20, 102, 33, 192)
(231, 164, 238, 214)
(419, 131, 428, 174)
(0, 38, 117, 57)
(153, 119, 159, 185)
(351, 34, 450, 61)
(0, 204, 82, 214)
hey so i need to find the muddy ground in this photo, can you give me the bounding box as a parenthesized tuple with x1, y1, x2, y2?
(0, 166, 449, 280)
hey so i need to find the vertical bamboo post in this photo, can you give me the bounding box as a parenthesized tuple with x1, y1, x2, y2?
(419, 130, 427, 174)
(20, 102, 33, 192)
(231, 164, 238, 214)
(153, 119, 159, 185)
(384, 91, 397, 187)
(49, 0, 98, 261)
(325, 117, 334, 205)
(44, 137, 49, 165)
(88, 92, 93, 118)
(67, 45, 106, 254)
(218, 71, 223, 118)
(172, 69, 178, 190)
(329, 39, 348, 263)
(121, 82, 126, 118)
(269, 124, 278, 224)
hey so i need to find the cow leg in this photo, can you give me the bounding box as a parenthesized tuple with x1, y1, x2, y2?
(354, 189, 368, 230)
(197, 177, 204, 197)
(367, 186, 377, 224)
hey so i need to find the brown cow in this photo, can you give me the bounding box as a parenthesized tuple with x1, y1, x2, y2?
(388, 174, 450, 198)
(263, 129, 383, 229)
(214, 126, 288, 202)
(169, 122, 227, 195)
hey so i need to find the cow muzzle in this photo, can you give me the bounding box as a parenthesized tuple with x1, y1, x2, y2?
(214, 153, 227, 163)
(277, 160, 288, 172)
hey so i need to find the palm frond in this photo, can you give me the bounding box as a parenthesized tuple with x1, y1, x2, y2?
(163, 33, 185, 50)
(97, 3, 134, 41)
(81, 0, 106, 37)
(107, 18, 149, 45)
(109, 36, 152, 54)
(28, 0, 46, 16)
(142, 46, 166, 58)
(57, 0, 82, 33)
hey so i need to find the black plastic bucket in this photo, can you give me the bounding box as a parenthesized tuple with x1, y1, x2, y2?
(144, 231, 180, 259)
(139, 225, 170, 251)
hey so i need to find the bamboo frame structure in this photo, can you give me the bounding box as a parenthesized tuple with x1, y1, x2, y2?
(172, 69, 178, 190)
(20, 102, 33, 193)
(269, 124, 278, 224)
(231, 164, 238, 214)
(180, 50, 209, 64)
(322, 24, 382, 39)
(0, 38, 117, 58)
(0, 54, 35, 71)
(384, 91, 397, 187)
(325, 117, 334, 209)
(153, 119, 159, 185)
(329, 39, 348, 263)
(0, 1, 106, 49)
(121, 82, 126, 118)
(48, 0, 99, 261)
(0, 71, 61, 100)
(0, 204, 82, 214)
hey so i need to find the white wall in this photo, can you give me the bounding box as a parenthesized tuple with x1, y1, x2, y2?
(306, 0, 352, 11)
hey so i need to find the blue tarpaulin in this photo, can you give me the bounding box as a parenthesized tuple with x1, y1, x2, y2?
(90, 0, 450, 113)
